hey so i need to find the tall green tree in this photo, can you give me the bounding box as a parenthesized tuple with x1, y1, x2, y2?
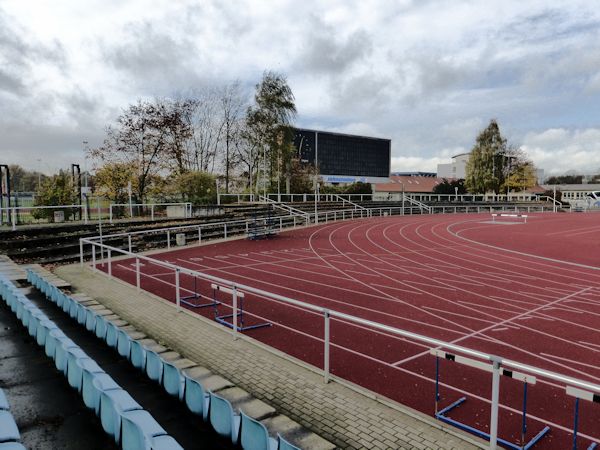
(246, 71, 297, 195)
(433, 178, 467, 195)
(32, 170, 77, 221)
(465, 120, 507, 194)
(465, 119, 536, 194)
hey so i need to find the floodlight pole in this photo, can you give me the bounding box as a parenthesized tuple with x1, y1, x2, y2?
(401, 181, 405, 215)
(0, 165, 10, 225)
(314, 131, 319, 224)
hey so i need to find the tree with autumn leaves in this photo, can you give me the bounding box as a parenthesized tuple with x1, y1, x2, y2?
(465, 120, 537, 194)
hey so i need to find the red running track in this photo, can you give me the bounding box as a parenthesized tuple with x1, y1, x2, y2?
(100, 212, 600, 449)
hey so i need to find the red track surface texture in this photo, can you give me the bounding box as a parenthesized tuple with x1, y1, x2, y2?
(104, 213, 600, 449)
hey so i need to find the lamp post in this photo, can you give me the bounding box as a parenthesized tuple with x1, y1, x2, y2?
(314, 131, 319, 224)
(400, 181, 404, 215)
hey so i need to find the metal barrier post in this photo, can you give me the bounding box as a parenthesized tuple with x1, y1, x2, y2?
(167, 230, 171, 249)
(79, 240, 84, 267)
(92, 245, 96, 272)
(107, 250, 112, 278)
(232, 286, 238, 340)
(324, 309, 330, 383)
(128, 234, 132, 253)
(489, 357, 501, 450)
(151, 205, 155, 221)
(136, 258, 140, 291)
(175, 268, 181, 311)
(198, 227, 202, 244)
(224, 223, 228, 239)
(572, 398, 579, 450)
(11, 208, 16, 231)
(109, 205, 113, 224)
(279, 217, 282, 230)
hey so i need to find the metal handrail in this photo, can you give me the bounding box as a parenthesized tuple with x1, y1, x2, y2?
(80, 237, 600, 395)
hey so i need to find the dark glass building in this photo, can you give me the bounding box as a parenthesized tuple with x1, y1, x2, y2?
(293, 128, 391, 183)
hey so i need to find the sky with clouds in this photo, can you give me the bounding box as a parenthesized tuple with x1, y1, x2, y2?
(2, 0, 600, 177)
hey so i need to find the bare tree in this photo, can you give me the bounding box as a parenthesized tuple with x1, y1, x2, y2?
(89, 100, 173, 203)
(181, 88, 225, 174)
(219, 81, 247, 193)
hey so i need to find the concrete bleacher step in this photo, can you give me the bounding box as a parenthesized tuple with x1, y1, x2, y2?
(262, 415, 336, 450)
(217, 387, 276, 421)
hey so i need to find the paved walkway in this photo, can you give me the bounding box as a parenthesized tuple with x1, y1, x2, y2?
(56, 264, 484, 450)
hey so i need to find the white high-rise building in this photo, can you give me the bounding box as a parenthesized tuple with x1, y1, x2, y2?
(437, 153, 470, 179)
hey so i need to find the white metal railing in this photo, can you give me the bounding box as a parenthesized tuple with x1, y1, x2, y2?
(259, 196, 311, 222)
(79, 235, 600, 450)
(108, 202, 192, 224)
(219, 192, 549, 205)
(84, 204, 549, 255)
(0, 204, 88, 230)
(331, 194, 368, 212)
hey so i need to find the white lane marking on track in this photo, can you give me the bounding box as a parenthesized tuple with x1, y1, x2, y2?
(370, 283, 422, 295)
(373, 266, 410, 275)
(403, 280, 457, 291)
(541, 352, 600, 369)
(421, 306, 496, 324)
(491, 327, 509, 332)
(345, 269, 381, 278)
(542, 306, 583, 314)
(579, 341, 600, 351)
(433, 277, 485, 287)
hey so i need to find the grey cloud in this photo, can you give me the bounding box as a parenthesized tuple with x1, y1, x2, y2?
(0, 7, 66, 73)
(295, 18, 373, 74)
(0, 70, 25, 95)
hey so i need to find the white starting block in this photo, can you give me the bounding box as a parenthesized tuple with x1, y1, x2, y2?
(491, 213, 528, 223)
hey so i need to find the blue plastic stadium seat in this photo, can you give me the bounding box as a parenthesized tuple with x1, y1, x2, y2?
(240, 411, 277, 450)
(44, 329, 67, 359)
(278, 434, 301, 450)
(61, 294, 73, 314)
(18, 301, 36, 325)
(0, 443, 26, 450)
(150, 435, 185, 450)
(0, 410, 20, 443)
(36, 319, 59, 347)
(0, 389, 8, 410)
(85, 373, 120, 414)
(69, 299, 82, 320)
(162, 361, 187, 399)
(77, 303, 89, 325)
(56, 291, 68, 309)
(117, 329, 133, 358)
(85, 308, 106, 332)
(28, 308, 47, 338)
(183, 375, 210, 420)
(145, 350, 164, 383)
(95, 315, 110, 340)
(105, 321, 122, 349)
(66, 349, 92, 390)
(54, 339, 80, 373)
(130, 340, 146, 370)
(209, 392, 241, 444)
(99, 389, 142, 443)
(121, 409, 167, 450)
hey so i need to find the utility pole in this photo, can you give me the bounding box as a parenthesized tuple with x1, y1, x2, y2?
(314, 131, 319, 224)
